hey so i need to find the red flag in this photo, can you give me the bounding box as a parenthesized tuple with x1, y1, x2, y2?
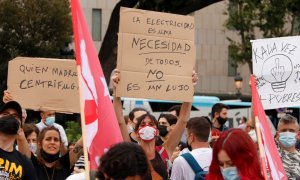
(251, 76, 287, 179)
(71, 0, 123, 170)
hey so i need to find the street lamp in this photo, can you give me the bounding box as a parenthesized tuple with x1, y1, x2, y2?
(234, 73, 243, 99)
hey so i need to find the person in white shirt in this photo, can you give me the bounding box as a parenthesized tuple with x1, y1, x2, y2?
(36, 110, 68, 154)
(171, 116, 212, 180)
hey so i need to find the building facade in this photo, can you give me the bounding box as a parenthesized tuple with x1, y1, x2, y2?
(80, 0, 252, 99)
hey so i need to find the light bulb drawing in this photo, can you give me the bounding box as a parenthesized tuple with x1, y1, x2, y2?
(261, 54, 293, 92)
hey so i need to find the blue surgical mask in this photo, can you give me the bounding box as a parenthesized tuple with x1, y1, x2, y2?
(221, 166, 240, 180)
(45, 116, 55, 126)
(279, 132, 297, 148)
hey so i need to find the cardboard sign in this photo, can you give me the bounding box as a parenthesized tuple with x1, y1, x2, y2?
(117, 7, 196, 102)
(7, 57, 80, 113)
(252, 36, 300, 109)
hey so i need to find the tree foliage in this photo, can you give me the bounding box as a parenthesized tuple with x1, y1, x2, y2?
(0, 0, 73, 100)
(65, 121, 82, 144)
(225, 0, 300, 73)
(99, 0, 223, 84)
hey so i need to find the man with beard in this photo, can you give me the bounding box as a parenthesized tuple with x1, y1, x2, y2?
(0, 115, 37, 179)
(211, 103, 229, 132)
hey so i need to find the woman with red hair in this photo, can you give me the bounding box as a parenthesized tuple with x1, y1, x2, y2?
(206, 128, 264, 180)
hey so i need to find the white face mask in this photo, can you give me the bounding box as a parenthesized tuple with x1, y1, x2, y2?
(29, 143, 37, 154)
(138, 126, 157, 141)
(248, 130, 257, 143)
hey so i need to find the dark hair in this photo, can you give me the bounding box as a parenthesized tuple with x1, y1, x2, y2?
(37, 126, 62, 168)
(96, 142, 149, 179)
(211, 103, 229, 118)
(128, 107, 148, 121)
(168, 105, 181, 117)
(186, 117, 211, 142)
(206, 128, 264, 179)
(134, 114, 157, 132)
(158, 113, 177, 126)
(23, 123, 39, 139)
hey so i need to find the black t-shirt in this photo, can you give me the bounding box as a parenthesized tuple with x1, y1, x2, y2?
(31, 152, 71, 180)
(0, 147, 37, 180)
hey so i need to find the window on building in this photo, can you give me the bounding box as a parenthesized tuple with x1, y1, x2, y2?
(92, 9, 102, 41)
(228, 55, 237, 77)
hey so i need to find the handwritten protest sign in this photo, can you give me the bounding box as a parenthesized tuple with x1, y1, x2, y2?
(116, 7, 196, 102)
(7, 57, 80, 113)
(252, 36, 300, 109)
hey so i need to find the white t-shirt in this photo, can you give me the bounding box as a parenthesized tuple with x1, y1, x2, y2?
(170, 148, 212, 180)
(36, 121, 68, 147)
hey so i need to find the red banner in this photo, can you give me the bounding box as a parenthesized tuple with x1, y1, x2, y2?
(251, 76, 287, 179)
(71, 0, 123, 170)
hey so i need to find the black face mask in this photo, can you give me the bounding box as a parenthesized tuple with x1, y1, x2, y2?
(186, 140, 192, 151)
(158, 125, 168, 137)
(217, 116, 227, 125)
(0, 116, 19, 135)
(40, 149, 60, 163)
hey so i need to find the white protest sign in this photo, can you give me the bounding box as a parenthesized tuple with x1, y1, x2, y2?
(252, 36, 300, 109)
(7, 57, 80, 113)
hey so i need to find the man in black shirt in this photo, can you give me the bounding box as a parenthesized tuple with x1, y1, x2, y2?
(0, 115, 37, 180)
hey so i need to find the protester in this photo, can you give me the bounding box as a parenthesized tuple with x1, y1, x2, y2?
(127, 107, 148, 143)
(24, 126, 83, 180)
(96, 142, 149, 179)
(112, 69, 198, 179)
(0, 100, 31, 157)
(276, 114, 300, 179)
(156, 113, 181, 146)
(23, 123, 39, 155)
(237, 116, 247, 130)
(36, 110, 68, 154)
(170, 116, 212, 180)
(0, 115, 37, 180)
(211, 103, 229, 132)
(206, 128, 264, 179)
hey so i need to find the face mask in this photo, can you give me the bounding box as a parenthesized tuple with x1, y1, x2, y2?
(248, 130, 257, 143)
(40, 149, 60, 163)
(158, 125, 168, 137)
(217, 116, 227, 125)
(0, 116, 19, 135)
(138, 126, 157, 141)
(45, 116, 55, 126)
(29, 143, 37, 154)
(221, 166, 240, 180)
(279, 132, 297, 148)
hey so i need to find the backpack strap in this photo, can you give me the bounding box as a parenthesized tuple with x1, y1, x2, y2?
(181, 153, 206, 180)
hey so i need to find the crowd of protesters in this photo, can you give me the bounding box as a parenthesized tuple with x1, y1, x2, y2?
(0, 70, 299, 180)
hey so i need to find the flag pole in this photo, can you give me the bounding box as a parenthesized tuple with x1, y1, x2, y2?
(255, 116, 268, 180)
(77, 65, 90, 180)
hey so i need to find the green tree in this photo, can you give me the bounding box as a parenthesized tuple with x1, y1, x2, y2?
(225, 0, 300, 73)
(0, 0, 73, 100)
(65, 121, 82, 144)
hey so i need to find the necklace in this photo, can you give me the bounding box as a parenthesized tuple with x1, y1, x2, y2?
(43, 165, 55, 180)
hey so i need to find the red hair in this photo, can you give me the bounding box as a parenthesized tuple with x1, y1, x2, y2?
(206, 128, 264, 180)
